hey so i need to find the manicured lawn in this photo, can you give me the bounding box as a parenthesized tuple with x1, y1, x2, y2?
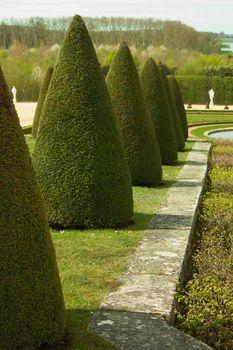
(26, 136, 194, 350)
(187, 113, 233, 124)
(190, 124, 233, 139)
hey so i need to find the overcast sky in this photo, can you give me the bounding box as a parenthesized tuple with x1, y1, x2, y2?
(0, 0, 232, 34)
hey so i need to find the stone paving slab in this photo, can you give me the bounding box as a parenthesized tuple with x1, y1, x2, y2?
(91, 311, 212, 350)
(90, 141, 213, 349)
(99, 142, 210, 318)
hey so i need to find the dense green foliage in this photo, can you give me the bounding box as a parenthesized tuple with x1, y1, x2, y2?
(0, 66, 65, 349)
(168, 75, 188, 140)
(0, 41, 58, 101)
(33, 16, 133, 228)
(0, 38, 232, 102)
(176, 75, 233, 104)
(32, 66, 53, 137)
(224, 77, 233, 105)
(203, 65, 233, 77)
(106, 42, 162, 186)
(159, 63, 185, 150)
(176, 76, 208, 105)
(176, 141, 233, 350)
(140, 58, 177, 164)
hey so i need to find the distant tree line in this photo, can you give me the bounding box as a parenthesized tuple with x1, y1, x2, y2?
(0, 17, 221, 53)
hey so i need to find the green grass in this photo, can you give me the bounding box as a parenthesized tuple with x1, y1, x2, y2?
(191, 124, 233, 139)
(26, 135, 194, 350)
(187, 114, 233, 124)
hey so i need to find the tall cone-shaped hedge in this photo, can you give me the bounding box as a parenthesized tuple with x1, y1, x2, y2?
(32, 66, 53, 137)
(140, 58, 177, 165)
(33, 16, 133, 228)
(158, 63, 185, 150)
(106, 42, 162, 186)
(168, 75, 188, 140)
(0, 66, 65, 349)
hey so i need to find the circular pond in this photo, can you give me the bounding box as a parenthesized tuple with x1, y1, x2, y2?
(208, 129, 233, 140)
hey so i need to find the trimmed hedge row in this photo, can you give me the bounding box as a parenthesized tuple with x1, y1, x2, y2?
(140, 58, 178, 165)
(106, 43, 162, 186)
(176, 141, 233, 350)
(176, 75, 233, 105)
(159, 64, 185, 150)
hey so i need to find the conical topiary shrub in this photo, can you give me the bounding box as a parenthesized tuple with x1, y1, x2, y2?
(33, 15, 133, 229)
(0, 66, 65, 350)
(106, 42, 162, 186)
(32, 66, 53, 137)
(140, 58, 177, 165)
(168, 75, 188, 140)
(158, 63, 185, 150)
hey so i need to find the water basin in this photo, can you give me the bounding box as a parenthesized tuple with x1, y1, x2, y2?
(208, 129, 233, 140)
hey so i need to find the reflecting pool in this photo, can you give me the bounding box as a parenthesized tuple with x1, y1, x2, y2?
(209, 130, 233, 140)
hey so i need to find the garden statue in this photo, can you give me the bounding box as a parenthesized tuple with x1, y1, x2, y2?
(11, 86, 17, 104)
(208, 88, 214, 107)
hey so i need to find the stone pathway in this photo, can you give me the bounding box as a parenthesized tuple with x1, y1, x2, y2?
(185, 104, 233, 111)
(14, 102, 36, 127)
(90, 141, 213, 349)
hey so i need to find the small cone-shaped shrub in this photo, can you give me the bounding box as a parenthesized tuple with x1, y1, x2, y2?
(32, 66, 53, 137)
(106, 42, 162, 186)
(168, 75, 188, 140)
(33, 16, 133, 228)
(140, 58, 177, 165)
(0, 66, 65, 349)
(158, 63, 185, 150)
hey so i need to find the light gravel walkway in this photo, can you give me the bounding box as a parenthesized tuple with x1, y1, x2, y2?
(14, 102, 36, 127)
(90, 141, 212, 350)
(185, 104, 233, 111)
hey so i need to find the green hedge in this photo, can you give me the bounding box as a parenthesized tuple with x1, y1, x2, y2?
(32, 66, 53, 137)
(159, 64, 185, 150)
(176, 75, 233, 105)
(33, 16, 133, 229)
(106, 42, 162, 186)
(140, 58, 178, 165)
(0, 66, 65, 350)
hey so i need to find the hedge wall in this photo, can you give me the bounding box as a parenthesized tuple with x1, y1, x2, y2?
(176, 75, 233, 105)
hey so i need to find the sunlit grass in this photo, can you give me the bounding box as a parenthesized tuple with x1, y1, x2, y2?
(26, 136, 194, 350)
(190, 124, 233, 139)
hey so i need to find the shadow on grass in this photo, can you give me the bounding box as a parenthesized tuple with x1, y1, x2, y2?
(40, 309, 117, 350)
(177, 159, 208, 166)
(129, 212, 154, 231)
(162, 180, 203, 188)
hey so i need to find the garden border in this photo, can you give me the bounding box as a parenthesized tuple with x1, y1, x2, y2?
(89, 141, 213, 349)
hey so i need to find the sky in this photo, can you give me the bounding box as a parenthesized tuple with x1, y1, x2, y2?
(0, 0, 232, 34)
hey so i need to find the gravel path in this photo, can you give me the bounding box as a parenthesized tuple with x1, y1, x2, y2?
(14, 102, 37, 127)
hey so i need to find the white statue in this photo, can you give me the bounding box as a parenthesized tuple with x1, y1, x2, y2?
(11, 86, 17, 104)
(208, 88, 214, 107)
